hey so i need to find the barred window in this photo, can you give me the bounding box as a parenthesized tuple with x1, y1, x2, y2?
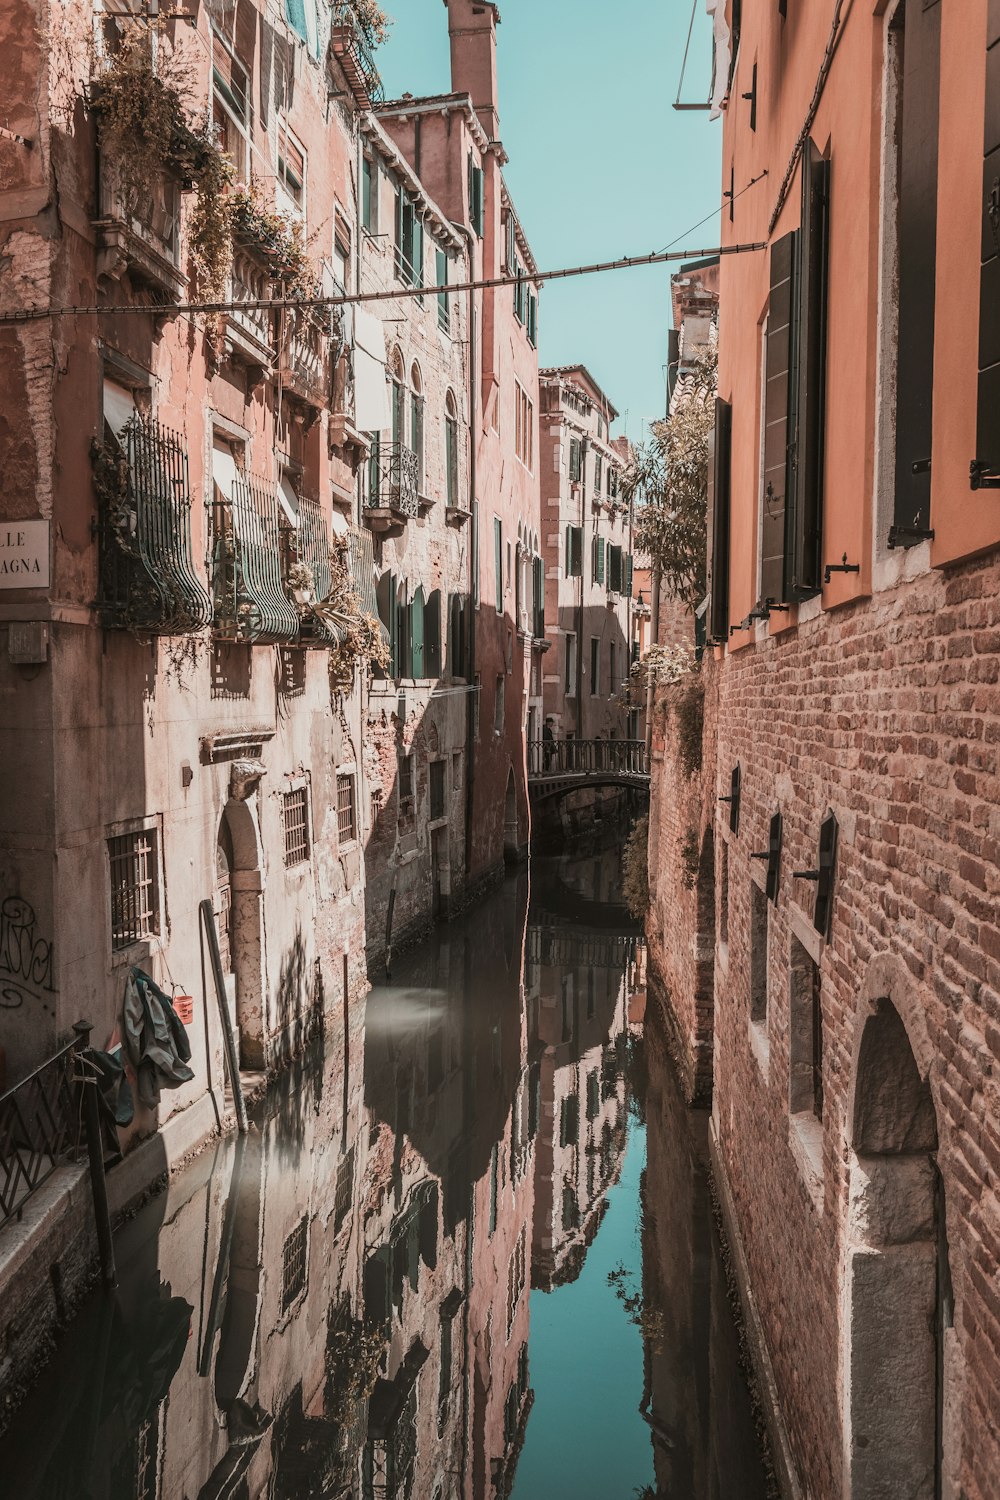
(334, 1144, 355, 1234)
(281, 1215, 308, 1311)
(398, 753, 414, 803)
(108, 829, 160, 951)
(430, 760, 446, 821)
(337, 773, 356, 844)
(283, 787, 309, 866)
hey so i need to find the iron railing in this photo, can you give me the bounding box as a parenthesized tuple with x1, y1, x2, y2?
(526, 923, 641, 972)
(366, 442, 419, 519)
(297, 497, 346, 648)
(97, 416, 214, 634)
(225, 248, 275, 366)
(211, 473, 300, 644)
(280, 311, 329, 406)
(0, 1036, 79, 1225)
(330, 4, 385, 107)
(527, 738, 648, 778)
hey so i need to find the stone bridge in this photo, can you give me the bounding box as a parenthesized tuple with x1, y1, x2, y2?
(527, 739, 650, 801)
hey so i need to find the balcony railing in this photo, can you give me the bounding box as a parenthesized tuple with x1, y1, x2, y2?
(365, 441, 419, 519)
(329, 4, 385, 107)
(527, 738, 649, 778)
(224, 249, 275, 371)
(211, 473, 300, 645)
(280, 311, 329, 407)
(96, 416, 214, 634)
(296, 497, 346, 648)
(1, 1036, 79, 1226)
(94, 156, 184, 299)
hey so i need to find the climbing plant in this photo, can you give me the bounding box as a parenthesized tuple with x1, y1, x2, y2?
(311, 537, 392, 693)
(621, 816, 649, 919)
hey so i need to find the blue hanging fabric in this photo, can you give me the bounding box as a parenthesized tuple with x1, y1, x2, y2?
(284, 0, 309, 46)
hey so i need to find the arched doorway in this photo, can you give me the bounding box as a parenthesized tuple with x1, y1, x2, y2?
(218, 800, 266, 1071)
(503, 768, 519, 864)
(845, 992, 953, 1499)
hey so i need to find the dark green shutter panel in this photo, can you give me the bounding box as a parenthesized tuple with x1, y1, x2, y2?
(974, 1, 1000, 487)
(625, 553, 633, 596)
(568, 525, 582, 577)
(762, 230, 796, 604)
(395, 186, 403, 271)
(596, 536, 605, 585)
(425, 590, 441, 678)
(707, 397, 732, 643)
(791, 141, 830, 597)
(533, 555, 544, 635)
(396, 594, 409, 679)
(413, 215, 424, 288)
(411, 587, 425, 677)
(608, 545, 623, 593)
(891, 0, 941, 542)
(495, 517, 503, 609)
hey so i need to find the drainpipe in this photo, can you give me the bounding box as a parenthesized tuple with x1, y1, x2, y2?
(645, 563, 661, 755)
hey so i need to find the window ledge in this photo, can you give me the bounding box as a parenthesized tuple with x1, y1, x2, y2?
(749, 1018, 770, 1080)
(789, 1113, 825, 1212)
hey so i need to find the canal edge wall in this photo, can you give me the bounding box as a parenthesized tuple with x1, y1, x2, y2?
(709, 1116, 804, 1500)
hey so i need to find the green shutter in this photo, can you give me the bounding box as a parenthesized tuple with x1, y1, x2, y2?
(412, 214, 424, 290)
(394, 185, 403, 274)
(596, 536, 605, 585)
(495, 516, 503, 610)
(761, 230, 796, 604)
(436, 248, 449, 331)
(533, 554, 544, 635)
(362, 155, 373, 230)
(425, 589, 441, 678)
(411, 586, 425, 677)
(566, 525, 582, 578)
(791, 140, 830, 596)
(527, 292, 537, 348)
(625, 553, 633, 596)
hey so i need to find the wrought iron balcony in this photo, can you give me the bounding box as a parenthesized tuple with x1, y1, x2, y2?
(295, 497, 347, 649)
(365, 441, 419, 520)
(211, 473, 300, 645)
(95, 416, 213, 634)
(94, 156, 185, 299)
(329, 4, 385, 107)
(224, 249, 275, 373)
(280, 310, 329, 408)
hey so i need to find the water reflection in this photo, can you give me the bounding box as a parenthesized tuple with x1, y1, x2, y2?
(0, 855, 769, 1499)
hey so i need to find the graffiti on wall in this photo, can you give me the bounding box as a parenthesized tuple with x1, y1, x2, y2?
(0, 896, 57, 1009)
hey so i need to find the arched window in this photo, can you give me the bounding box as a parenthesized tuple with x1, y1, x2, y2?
(445, 391, 459, 509)
(410, 362, 425, 490)
(390, 350, 405, 449)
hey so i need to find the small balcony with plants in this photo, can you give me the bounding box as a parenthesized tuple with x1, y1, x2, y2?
(329, 1, 386, 109)
(291, 498, 348, 649)
(280, 308, 330, 411)
(92, 415, 213, 635)
(363, 438, 420, 535)
(210, 472, 301, 646)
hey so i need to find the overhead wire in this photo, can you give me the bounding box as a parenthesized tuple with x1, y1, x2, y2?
(0, 241, 768, 326)
(654, 170, 769, 256)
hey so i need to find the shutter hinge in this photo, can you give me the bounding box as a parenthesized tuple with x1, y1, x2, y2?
(823, 553, 860, 583)
(970, 460, 1000, 491)
(910, 458, 931, 475)
(887, 524, 934, 548)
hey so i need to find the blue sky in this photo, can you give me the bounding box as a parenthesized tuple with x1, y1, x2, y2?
(376, 0, 722, 444)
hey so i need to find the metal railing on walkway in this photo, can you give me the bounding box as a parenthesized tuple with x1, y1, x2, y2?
(527, 738, 648, 778)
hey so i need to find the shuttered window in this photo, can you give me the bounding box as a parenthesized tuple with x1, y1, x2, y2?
(707, 397, 732, 643)
(974, 0, 1000, 488)
(532, 555, 545, 636)
(565, 525, 583, 578)
(891, 0, 941, 543)
(595, 535, 606, 585)
(761, 231, 796, 604)
(411, 586, 426, 677)
(569, 438, 582, 483)
(468, 154, 485, 237)
(791, 141, 831, 595)
(494, 517, 503, 610)
(425, 589, 442, 679)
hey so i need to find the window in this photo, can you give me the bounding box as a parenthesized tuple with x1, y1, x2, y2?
(594, 454, 603, 495)
(562, 1184, 579, 1231)
(526, 291, 538, 349)
(494, 516, 503, 611)
(586, 1069, 600, 1121)
(361, 153, 377, 232)
(565, 525, 582, 578)
(608, 544, 623, 593)
(334, 1144, 355, 1234)
(410, 365, 424, 490)
(468, 152, 485, 236)
(514, 382, 533, 469)
(513, 253, 526, 323)
(212, 36, 249, 181)
(609, 642, 616, 693)
(277, 122, 306, 216)
(569, 437, 582, 483)
(609, 467, 619, 500)
(398, 752, 414, 804)
(707, 397, 733, 643)
(281, 1216, 308, 1312)
(430, 760, 446, 820)
(750, 881, 769, 1026)
(436, 247, 450, 332)
(559, 1095, 579, 1148)
(790, 937, 823, 1122)
(283, 787, 310, 865)
(445, 393, 460, 507)
(564, 631, 577, 694)
(425, 588, 442, 678)
(395, 187, 423, 288)
(590, 637, 600, 695)
(390, 350, 405, 448)
(108, 828, 160, 950)
(337, 774, 356, 844)
(593, 535, 606, 585)
(494, 674, 505, 735)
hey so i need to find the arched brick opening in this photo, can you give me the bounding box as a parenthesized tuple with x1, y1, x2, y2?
(844, 988, 955, 1500)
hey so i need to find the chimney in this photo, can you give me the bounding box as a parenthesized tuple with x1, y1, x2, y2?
(444, 0, 500, 140)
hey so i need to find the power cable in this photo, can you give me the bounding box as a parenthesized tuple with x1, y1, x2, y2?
(655, 170, 768, 256)
(0, 240, 767, 325)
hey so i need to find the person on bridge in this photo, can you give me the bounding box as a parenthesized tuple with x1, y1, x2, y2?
(543, 716, 556, 770)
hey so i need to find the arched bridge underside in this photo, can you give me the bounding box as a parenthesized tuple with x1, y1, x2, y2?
(527, 740, 650, 802)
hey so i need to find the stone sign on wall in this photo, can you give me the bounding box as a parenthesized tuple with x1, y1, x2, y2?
(0, 521, 50, 589)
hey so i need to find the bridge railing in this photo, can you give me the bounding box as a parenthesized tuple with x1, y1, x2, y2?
(528, 738, 647, 778)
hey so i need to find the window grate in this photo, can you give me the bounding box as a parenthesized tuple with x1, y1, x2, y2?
(337, 774, 356, 844)
(283, 787, 309, 866)
(108, 829, 160, 951)
(281, 1215, 308, 1311)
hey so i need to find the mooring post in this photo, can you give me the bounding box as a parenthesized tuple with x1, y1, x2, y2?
(73, 1020, 117, 1289)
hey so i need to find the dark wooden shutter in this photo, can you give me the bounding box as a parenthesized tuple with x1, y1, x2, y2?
(974, 0, 1000, 487)
(569, 526, 583, 578)
(411, 587, 425, 678)
(533, 555, 544, 636)
(791, 141, 830, 597)
(761, 232, 796, 603)
(708, 396, 732, 643)
(425, 590, 441, 678)
(494, 517, 503, 609)
(891, 0, 941, 544)
(608, 545, 623, 593)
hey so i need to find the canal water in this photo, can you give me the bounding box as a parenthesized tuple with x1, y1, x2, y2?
(0, 842, 771, 1499)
